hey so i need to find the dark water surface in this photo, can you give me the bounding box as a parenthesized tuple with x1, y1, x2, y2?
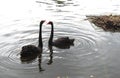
(0, 0, 120, 78)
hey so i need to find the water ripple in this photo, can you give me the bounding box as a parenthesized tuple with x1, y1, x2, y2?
(0, 49, 40, 73)
(75, 35, 96, 51)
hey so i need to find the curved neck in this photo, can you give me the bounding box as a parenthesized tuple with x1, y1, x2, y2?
(49, 23, 54, 45)
(38, 22, 43, 48)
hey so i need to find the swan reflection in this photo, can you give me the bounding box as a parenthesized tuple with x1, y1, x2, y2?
(47, 45, 53, 65)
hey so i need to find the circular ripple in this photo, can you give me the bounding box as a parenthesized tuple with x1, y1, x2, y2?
(0, 46, 41, 73)
(74, 34, 97, 51)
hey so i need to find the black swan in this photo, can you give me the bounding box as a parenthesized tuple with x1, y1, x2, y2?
(47, 21, 75, 49)
(20, 20, 45, 62)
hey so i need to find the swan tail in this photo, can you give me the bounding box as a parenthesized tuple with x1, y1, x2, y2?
(70, 39, 75, 45)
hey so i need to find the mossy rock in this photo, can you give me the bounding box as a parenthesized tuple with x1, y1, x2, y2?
(86, 15, 120, 32)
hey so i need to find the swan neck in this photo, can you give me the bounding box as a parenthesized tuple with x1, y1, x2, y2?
(38, 22, 43, 48)
(49, 23, 54, 45)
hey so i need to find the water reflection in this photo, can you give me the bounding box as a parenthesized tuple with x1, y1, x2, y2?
(47, 45, 53, 65)
(38, 48, 44, 72)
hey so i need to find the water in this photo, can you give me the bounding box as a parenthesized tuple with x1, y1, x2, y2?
(0, 0, 120, 78)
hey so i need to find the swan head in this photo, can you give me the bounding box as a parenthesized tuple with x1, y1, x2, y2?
(40, 20, 45, 24)
(47, 21, 53, 25)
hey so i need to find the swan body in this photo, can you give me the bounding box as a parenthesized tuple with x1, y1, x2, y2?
(20, 45, 41, 62)
(53, 37, 74, 46)
(48, 21, 74, 49)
